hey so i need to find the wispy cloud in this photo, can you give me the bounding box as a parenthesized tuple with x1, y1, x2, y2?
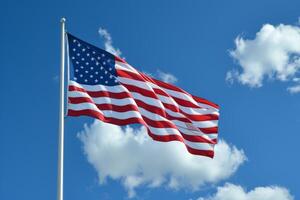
(227, 23, 300, 93)
(157, 70, 178, 84)
(287, 84, 300, 93)
(98, 27, 122, 57)
(78, 121, 246, 198)
(197, 183, 293, 200)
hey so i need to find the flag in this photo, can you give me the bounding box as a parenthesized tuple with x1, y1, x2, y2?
(66, 33, 220, 158)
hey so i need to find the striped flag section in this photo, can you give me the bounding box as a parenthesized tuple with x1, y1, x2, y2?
(67, 33, 220, 158)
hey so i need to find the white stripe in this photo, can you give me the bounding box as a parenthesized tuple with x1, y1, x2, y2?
(115, 61, 139, 74)
(131, 92, 165, 109)
(68, 103, 143, 119)
(172, 119, 218, 129)
(69, 91, 137, 106)
(118, 77, 156, 92)
(183, 140, 214, 151)
(69, 80, 128, 93)
(68, 101, 100, 112)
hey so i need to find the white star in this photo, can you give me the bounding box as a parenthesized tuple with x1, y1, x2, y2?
(82, 48, 86, 52)
(95, 79, 98, 82)
(84, 79, 87, 82)
(75, 69, 79, 72)
(78, 43, 81, 47)
(72, 56, 75, 60)
(85, 71, 88, 73)
(74, 77, 77, 80)
(100, 76, 103, 79)
(77, 53, 80, 56)
(76, 61, 79, 64)
(87, 53, 90, 57)
(90, 75, 93, 78)
(109, 75, 113, 78)
(81, 58, 85, 61)
(109, 68, 112, 71)
(91, 57, 95, 61)
(90, 67, 94, 70)
(80, 74, 83, 77)
(105, 71, 108, 74)
(107, 59, 111, 62)
(105, 81, 108, 84)
(73, 48, 76, 51)
(102, 54, 105, 57)
(86, 62, 89, 65)
(73, 39, 76, 43)
(95, 71, 99, 74)
(92, 51, 96, 54)
(96, 62, 99, 66)
(80, 66, 84, 69)
(103, 61, 106, 65)
(114, 80, 118, 83)
(97, 56, 101, 60)
(100, 66, 103, 70)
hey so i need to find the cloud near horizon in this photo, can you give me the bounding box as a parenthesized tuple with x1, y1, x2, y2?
(78, 121, 246, 198)
(197, 183, 294, 200)
(227, 23, 300, 93)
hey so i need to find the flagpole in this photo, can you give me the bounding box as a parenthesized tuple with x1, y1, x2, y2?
(57, 17, 66, 200)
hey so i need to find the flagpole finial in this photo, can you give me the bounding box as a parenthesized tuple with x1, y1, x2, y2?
(61, 18, 66, 23)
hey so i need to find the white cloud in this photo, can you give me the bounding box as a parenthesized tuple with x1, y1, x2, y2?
(197, 183, 294, 200)
(157, 70, 178, 84)
(287, 84, 300, 93)
(98, 27, 122, 57)
(228, 23, 300, 91)
(78, 121, 246, 198)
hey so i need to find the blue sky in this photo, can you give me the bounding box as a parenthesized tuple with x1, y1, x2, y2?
(1, 0, 300, 200)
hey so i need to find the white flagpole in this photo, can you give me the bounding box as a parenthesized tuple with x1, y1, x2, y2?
(57, 17, 66, 200)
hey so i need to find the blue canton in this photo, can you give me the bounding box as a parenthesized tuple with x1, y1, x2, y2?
(67, 33, 119, 86)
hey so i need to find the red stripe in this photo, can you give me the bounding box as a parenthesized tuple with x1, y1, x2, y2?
(116, 69, 145, 82)
(148, 132, 214, 158)
(192, 95, 220, 109)
(200, 127, 218, 134)
(152, 78, 186, 93)
(115, 56, 126, 63)
(121, 83, 158, 99)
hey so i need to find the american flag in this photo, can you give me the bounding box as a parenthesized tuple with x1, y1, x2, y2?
(67, 33, 220, 158)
